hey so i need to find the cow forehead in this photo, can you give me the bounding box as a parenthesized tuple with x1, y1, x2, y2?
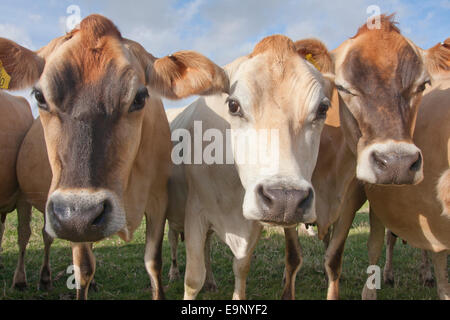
(231, 52, 323, 117)
(341, 32, 424, 90)
(47, 32, 132, 81)
(40, 34, 139, 112)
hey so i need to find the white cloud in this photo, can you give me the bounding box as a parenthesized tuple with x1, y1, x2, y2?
(1, 0, 448, 110)
(0, 23, 34, 48)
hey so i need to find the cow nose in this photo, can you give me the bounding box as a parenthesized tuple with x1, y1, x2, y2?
(371, 150, 422, 184)
(257, 185, 314, 225)
(46, 191, 112, 242)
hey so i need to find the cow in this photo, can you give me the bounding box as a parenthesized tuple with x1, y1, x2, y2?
(285, 14, 450, 300)
(363, 73, 450, 299)
(0, 14, 229, 299)
(0, 91, 33, 288)
(14, 117, 55, 291)
(166, 34, 334, 300)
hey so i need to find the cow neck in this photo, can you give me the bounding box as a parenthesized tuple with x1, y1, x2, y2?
(313, 87, 358, 239)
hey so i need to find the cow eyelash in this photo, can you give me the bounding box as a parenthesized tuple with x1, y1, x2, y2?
(336, 85, 356, 96)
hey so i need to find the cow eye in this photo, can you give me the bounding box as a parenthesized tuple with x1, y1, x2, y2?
(227, 98, 242, 116)
(32, 88, 48, 110)
(315, 98, 330, 120)
(336, 85, 355, 96)
(129, 87, 149, 112)
(416, 80, 431, 93)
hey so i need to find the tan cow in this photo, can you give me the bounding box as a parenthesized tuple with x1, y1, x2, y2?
(0, 14, 229, 299)
(363, 75, 450, 300)
(0, 91, 33, 288)
(167, 35, 334, 300)
(284, 15, 450, 300)
(379, 38, 450, 298)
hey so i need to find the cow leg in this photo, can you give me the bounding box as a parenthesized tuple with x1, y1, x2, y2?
(168, 227, 180, 282)
(228, 226, 261, 300)
(71, 242, 95, 300)
(361, 208, 385, 300)
(325, 179, 366, 300)
(203, 230, 218, 292)
(184, 214, 209, 300)
(0, 213, 6, 268)
(324, 211, 355, 300)
(322, 229, 331, 250)
(420, 250, 434, 287)
(38, 226, 54, 291)
(12, 196, 32, 290)
(282, 226, 302, 300)
(431, 251, 449, 300)
(383, 230, 397, 286)
(144, 205, 167, 300)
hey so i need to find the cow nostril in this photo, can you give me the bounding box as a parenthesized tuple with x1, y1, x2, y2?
(257, 185, 273, 207)
(91, 200, 111, 226)
(49, 199, 69, 219)
(410, 152, 422, 172)
(371, 151, 388, 170)
(297, 188, 314, 211)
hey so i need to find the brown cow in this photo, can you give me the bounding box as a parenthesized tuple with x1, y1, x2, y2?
(0, 14, 228, 299)
(0, 91, 33, 288)
(285, 15, 450, 300)
(15, 117, 53, 290)
(363, 75, 450, 299)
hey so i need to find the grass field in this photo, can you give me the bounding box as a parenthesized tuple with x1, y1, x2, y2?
(0, 203, 446, 300)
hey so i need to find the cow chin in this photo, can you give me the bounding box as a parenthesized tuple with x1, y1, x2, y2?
(241, 178, 317, 226)
(356, 140, 424, 185)
(44, 189, 127, 242)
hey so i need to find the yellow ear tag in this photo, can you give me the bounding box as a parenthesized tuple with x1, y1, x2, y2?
(305, 53, 320, 71)
(0, 60, 11, 89)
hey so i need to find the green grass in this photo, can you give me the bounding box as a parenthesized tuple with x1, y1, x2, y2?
(0, 204, 446, 300)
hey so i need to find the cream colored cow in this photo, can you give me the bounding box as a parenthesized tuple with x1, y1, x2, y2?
(167, 34, 334, 300)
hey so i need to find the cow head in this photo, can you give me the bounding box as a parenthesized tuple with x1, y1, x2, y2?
(224, 35, 333, 226)
(332, 14, 449, 185)
(0, 14, 228, 242)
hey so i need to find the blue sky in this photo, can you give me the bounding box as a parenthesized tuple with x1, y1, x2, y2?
(1, 0, 449, 114)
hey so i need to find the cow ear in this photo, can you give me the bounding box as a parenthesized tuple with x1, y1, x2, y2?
(0, 38, 44, 90)
(424, 38, 450, 78)
(294, 38, 334, 75)
(149, 51, 230, 100)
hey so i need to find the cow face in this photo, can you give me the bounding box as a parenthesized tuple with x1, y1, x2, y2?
(225, 35, 333, 226)
(333, 15, 449, 185)
(0, 14, 228, 242)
